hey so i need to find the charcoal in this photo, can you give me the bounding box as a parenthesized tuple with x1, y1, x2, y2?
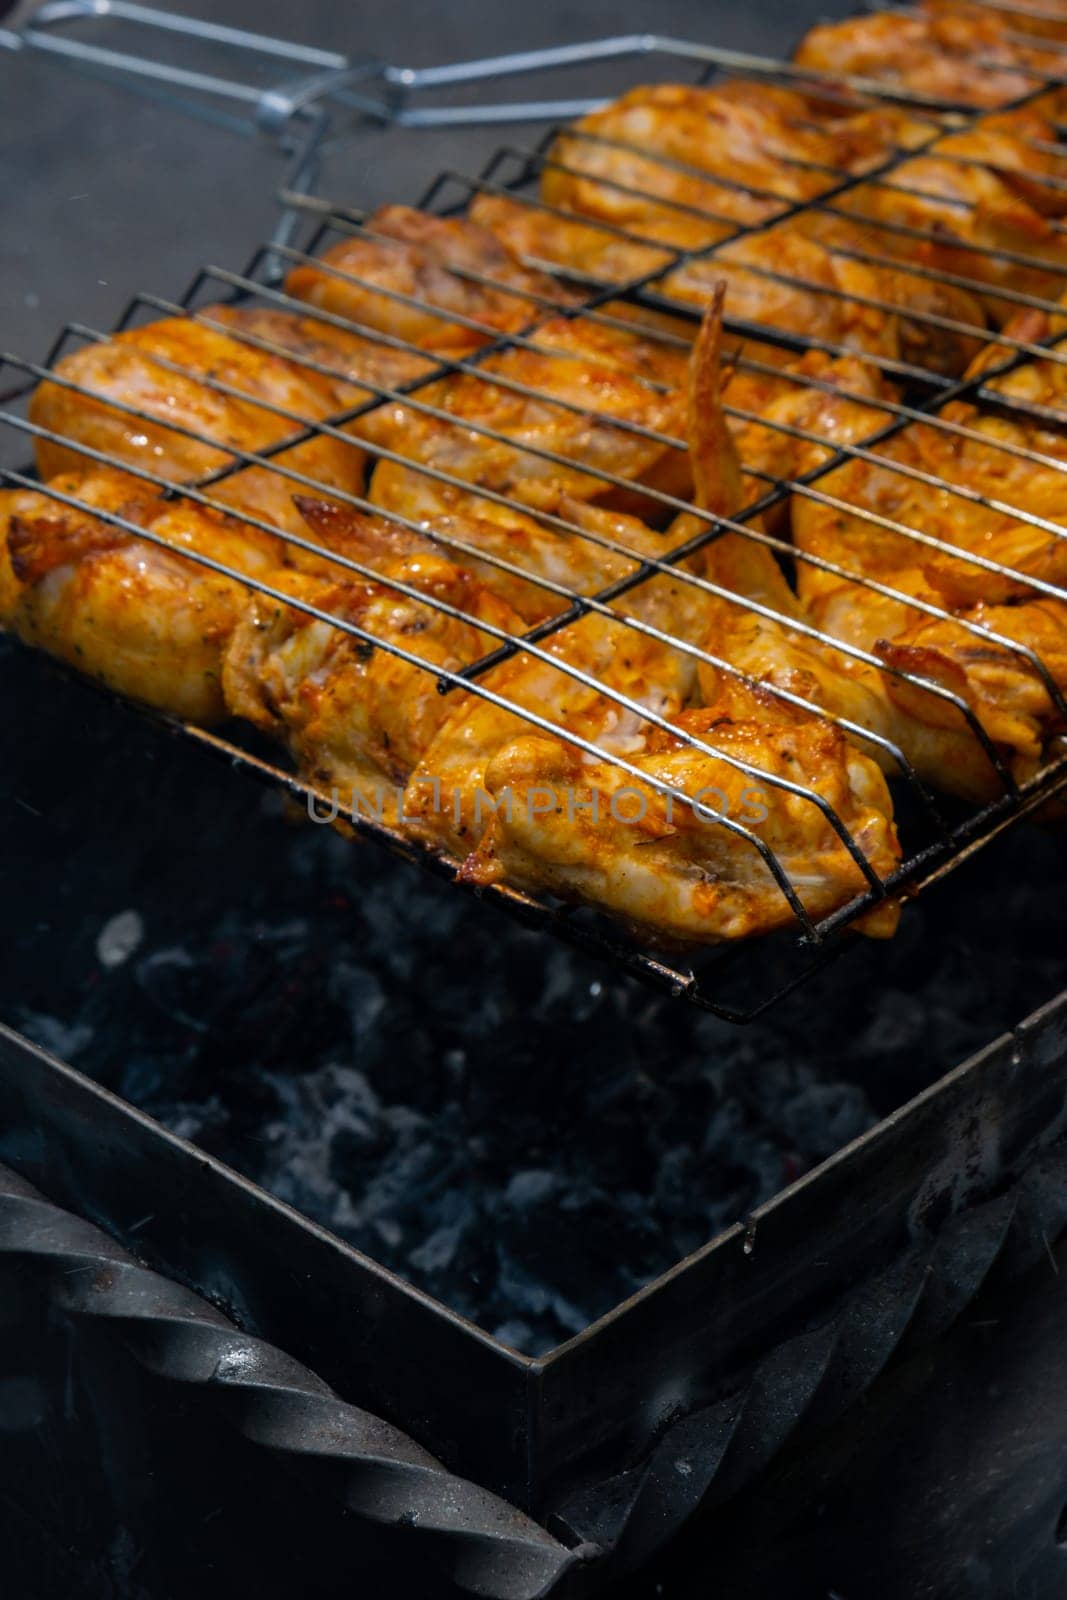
(492, 1320, 537, 1352)
(155, 1095, 231, 1153)
(18, 1013, 95, 1061)
(136, 949, 210, 1034)
(408, 1191, 477, 1277)
(777, 1082, 873, 1161)
(95, 909, 144, 970)
(2, 638, 1063, 1356)
(505, 1171, 558, 1208)
(0, 1376, 49, 1433)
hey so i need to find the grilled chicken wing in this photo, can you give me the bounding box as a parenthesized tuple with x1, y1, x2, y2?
(294, 293, 733, 639)
(283, 204, 578, 356)
(541, 80, 936, 243)
(412, 318, 898, 940)
(292, 494, 573, 624)
(467, 78, 931, 287)
(788, 401, 1067, 793)
(223, 556, 528, 826)
(658, 302, 1055, 802)
(411, 309, 901, 941)
(28, 308, 373, 538)
(692, 549, 1022, 804)
(931, 108, 1067, 219)
(722, 350, 899, 508)
(209, 304, 436, 402)
(443, 686, 900, 942)
(225, 548, 862, 949)
(837, 113, 1067, 320)
(793, 7, 1065, 108)
(1, 467, 286, 721)
(539, 82, 841, 246)
(467, 191, 678, 289)
(669, 221, 897, 360)
(974, 298, 1067, 426)
(525, 312, 691, 388)
(665, 214, 988, 378)
(356, 312, 693, 524)
(355, 301, 734, 632)
(222, 297, 900, 941)
(923, 0, 1067, 43)
(473, 184, 987, 380)
(793, 421, 1067, 612)
(365, 334, 898, 523)
(876, 595, 1067, 777)
(296, 487, 709, 629)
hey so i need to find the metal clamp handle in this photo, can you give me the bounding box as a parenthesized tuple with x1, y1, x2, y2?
(0, 0, 611, 140)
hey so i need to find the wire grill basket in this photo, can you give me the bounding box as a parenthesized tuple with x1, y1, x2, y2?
(2, 1, 1066, 1019)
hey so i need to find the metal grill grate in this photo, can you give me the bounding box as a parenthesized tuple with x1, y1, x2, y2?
(2, 14, 1066, 1020)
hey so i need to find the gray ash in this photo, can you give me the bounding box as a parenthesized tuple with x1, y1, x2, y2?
(2, 637, 1063, 1354)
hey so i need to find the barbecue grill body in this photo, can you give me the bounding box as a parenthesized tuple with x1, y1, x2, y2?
(613, 1226, 1067, 1598)
(2, 995, 1066, 1594)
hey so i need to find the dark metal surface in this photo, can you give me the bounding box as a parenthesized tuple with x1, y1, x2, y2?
(615, 1207, 1067, 1599)
(1, 992, 1065, 1587)
(0, 1160, 580, 1600)
(559, 1149, 1067, 1586)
